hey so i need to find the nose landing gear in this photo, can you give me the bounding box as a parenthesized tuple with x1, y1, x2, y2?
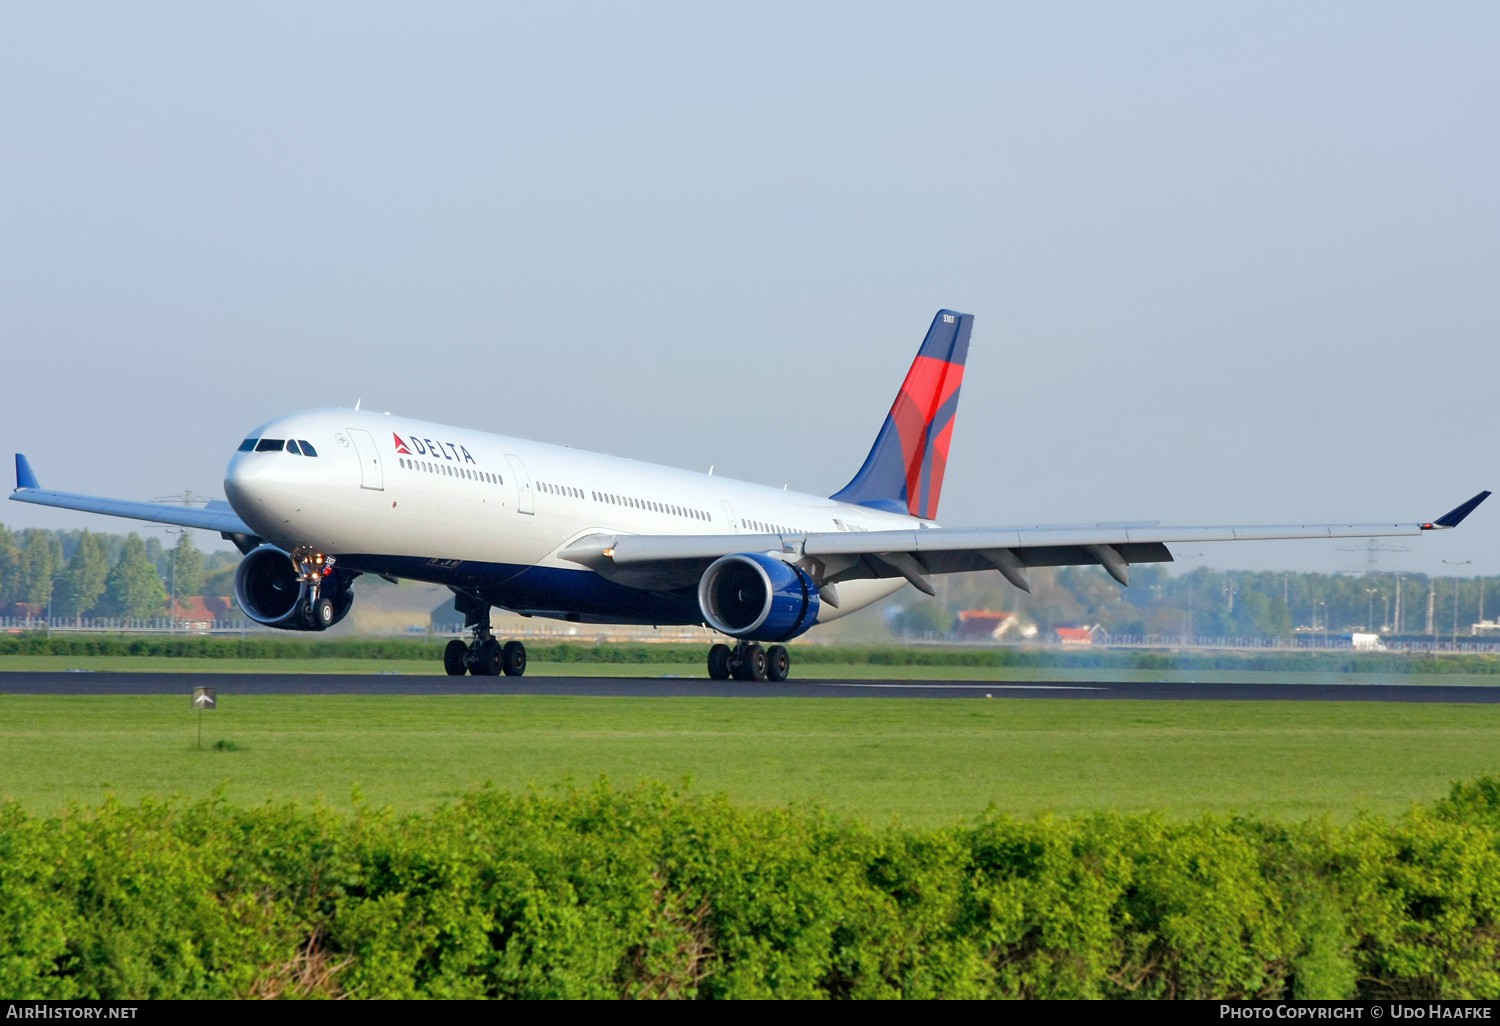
(290, 546, 337, 630)
(707, 642, 791, 682)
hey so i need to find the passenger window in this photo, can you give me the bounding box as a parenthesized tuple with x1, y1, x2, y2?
(299, 440, 318, 457)
(237, 438, 258, 452)
(255, 439, 285, 452)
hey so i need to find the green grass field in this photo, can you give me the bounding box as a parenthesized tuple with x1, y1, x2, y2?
(3, 694, 1499, 825)
(1, 653, 1494, 687)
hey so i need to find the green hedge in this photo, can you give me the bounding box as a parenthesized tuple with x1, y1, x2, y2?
(4, 779, 1500, 999)
(4, 632, 1500, 674)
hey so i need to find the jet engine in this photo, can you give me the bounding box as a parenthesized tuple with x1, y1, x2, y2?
(234, 544, 355, 630)
(697, 553, 820, 642)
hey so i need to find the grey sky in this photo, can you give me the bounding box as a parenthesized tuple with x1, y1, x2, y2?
(2, 3, 1495, 576)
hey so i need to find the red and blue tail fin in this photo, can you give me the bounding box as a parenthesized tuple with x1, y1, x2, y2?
(831, 309, 973, 519)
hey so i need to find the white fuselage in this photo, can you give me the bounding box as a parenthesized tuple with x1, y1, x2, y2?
(223, 409, 915, 625)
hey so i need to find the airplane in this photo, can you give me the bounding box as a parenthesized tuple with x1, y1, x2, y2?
(10, 310, 1491, 681)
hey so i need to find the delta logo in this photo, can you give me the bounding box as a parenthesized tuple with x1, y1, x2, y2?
(393, 432, 477, 465)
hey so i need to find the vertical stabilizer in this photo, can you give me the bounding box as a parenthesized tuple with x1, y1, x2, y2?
(831, 310, 972, 519)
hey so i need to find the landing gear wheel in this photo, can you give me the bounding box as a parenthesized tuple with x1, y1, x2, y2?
(501, 640, 527, 677)
(707, 644, 732, 680)
(443, 639, 468, 676)
(311, 596, 335, 631)
(766, 645, 790, 682)
(744, 644, 768, 682)
(468, 638, 502, 676)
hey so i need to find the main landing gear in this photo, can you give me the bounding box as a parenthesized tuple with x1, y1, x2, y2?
(444, 590, 525, 677)
(708, 642, 790, 682)
(444, 635, 526, 677)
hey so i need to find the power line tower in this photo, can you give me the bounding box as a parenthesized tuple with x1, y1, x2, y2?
(1337, 538, 1409, 576)
(1336, 539, 1410, 633)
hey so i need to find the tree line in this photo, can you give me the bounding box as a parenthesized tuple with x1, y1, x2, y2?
(0, 525, 237, 621)
(896, 564, 1500, 640)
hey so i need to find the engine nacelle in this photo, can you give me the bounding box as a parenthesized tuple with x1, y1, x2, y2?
(233, 544, 354, 630)
(697, 553, 820, 642)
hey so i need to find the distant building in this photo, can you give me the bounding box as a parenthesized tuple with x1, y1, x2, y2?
(954, 610, 1019, 641)
(1056, 625, 1108, 646)
(171, 596, 234, 629)
(1472, 621, 1500, 636)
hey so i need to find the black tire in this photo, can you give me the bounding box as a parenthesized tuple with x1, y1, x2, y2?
(482, 639, 504, 676)
(312, 596, 335, 631)
(729, 649, 750, 680)
(766, 645, 790, 682)
(502, 640, 527, 677)
(707, 643, 732, 680)
(443, 639, 468, 676)
(745, 644, 768, 682)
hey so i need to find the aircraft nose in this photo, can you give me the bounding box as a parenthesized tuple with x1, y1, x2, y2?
(223, 449, 285, 517)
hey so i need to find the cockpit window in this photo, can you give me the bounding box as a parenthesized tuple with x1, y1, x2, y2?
(238, 438, 258, 452)
(285, 440, 302, 455)
(255, 438, 285, 452)
(298, 440, 318, 457)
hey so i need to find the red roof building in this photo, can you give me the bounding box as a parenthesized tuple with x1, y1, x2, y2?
(954, 610, 1018, 641)
(171, 596, 233, 627)
(1055, 625, 1108, 646)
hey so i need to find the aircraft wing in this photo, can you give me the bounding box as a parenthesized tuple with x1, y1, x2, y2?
(559, 491, 1491, 595)
(9, 454, 257, 537)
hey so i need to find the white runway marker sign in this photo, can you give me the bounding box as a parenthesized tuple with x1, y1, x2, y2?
(192, 687, 216, 749)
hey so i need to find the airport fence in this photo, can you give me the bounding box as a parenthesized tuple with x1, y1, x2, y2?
(0, 616, 259, 634)
(0, 616, 721, 643)
(1100, 634, 1500, 655)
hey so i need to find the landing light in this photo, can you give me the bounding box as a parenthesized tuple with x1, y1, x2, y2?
(603, 548, 615, 558)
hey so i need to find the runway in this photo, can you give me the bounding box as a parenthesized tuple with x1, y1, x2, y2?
(1, 671, 1498, 702)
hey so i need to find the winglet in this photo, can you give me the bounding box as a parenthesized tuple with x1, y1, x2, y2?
(1423, 490, 1491, 530)
(13, 456, 38, 492)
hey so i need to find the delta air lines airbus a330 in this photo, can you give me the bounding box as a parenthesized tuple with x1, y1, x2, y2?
(11, 311, 1491, 681)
